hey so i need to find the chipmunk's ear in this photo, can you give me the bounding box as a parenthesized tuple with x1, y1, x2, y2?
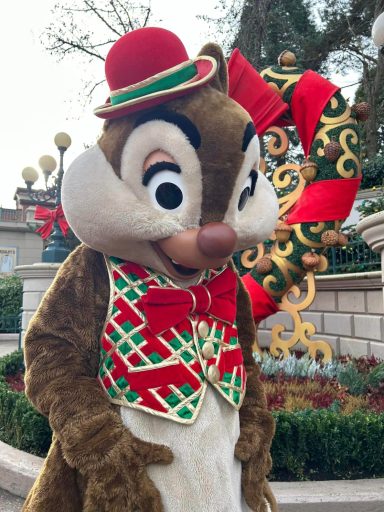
(198, 43, 228, 95)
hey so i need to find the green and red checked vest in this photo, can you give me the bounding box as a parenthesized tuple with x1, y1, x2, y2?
(98, 256, 246, 424)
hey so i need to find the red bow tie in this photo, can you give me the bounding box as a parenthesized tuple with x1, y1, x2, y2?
(141, 267, 237, 335)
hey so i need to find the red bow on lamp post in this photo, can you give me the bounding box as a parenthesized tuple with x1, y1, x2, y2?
(34, 204, 69, 240)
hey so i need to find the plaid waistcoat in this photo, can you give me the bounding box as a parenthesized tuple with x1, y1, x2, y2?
(98, 256, 247, 424)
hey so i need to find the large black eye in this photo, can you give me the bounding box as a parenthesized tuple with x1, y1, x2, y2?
(238, 170, 258, 212)
(146, 169, 185, 212)
(155, 182, 183, 210)
(238, 180, 251, 211)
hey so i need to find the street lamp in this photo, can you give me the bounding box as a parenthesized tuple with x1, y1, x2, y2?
(372, 11, 384, 54)
(21, 132, 72, 263)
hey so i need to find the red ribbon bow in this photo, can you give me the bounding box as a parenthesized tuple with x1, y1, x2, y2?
(141, 267, 237, 335)
(34, 204, 69, 240)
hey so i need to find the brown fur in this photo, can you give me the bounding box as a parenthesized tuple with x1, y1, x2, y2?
(198, 42, 229, 94)
(234, 268, 277, 512)
(23, 246, 276, 511)
(171, 89, 250, 224)
(24, 42, 276, 511)
(23, 245, 173, 512)
(99, 117, 136, 177)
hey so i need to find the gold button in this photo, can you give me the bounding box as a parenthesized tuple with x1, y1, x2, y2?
(207, 364, 220, 384)
(197, 320, 209, 338)
(202, 341, 215, 360)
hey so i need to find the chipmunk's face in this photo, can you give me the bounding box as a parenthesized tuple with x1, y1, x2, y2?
(63, 49, 278, 281)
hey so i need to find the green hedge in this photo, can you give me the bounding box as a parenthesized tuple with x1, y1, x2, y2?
(0, 275, 22, 316)
(271, 409, 384, 481)
(0, 351, 51, 456)
(1, 352, 384, 481)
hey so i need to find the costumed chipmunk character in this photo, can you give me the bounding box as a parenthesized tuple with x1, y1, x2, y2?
(23, 28, 280, 512)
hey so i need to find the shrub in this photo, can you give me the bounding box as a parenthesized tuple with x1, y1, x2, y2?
(338, 362, 367, 395)
(1, 351, 384, 482)
(338, 361, 384, 396)
(271, 410, 384, 481)
(0, 351, 51, 456)
(255, 351, 343, 380)
(357, 195, 384, 219)
(360, 155, 384, 190)
(0, 275, 22, 316)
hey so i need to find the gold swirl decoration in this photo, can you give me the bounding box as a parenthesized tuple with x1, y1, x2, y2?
(245, 61, 362, 361)
(267, 126, 289, 156)
(246, 115, 335, 360)
(319, 97, 351, 125)
(260, 68, 302, 97)
(268, 268, 332, 361)
(315, 122, 361, 178)
(241, 243, 266, 269)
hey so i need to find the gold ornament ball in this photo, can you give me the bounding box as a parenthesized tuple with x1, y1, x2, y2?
(321, 230, 339, 246)
(278, 50, 297, 67)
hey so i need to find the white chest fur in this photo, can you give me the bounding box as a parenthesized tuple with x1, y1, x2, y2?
(120, 386, 252, 512)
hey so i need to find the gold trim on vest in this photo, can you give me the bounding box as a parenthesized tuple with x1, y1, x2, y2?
(98, 256, 246, 424)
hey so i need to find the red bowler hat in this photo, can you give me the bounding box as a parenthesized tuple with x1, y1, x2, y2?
(228, 49, 289, 136)
(94, 27, 217, 119)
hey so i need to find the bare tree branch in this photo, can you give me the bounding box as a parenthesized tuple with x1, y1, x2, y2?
(142, 5, 151, 27)
(110, 0, 128, 33)
(47, 37, 105, 60)
(87, 78, 107, 98)
(83, 0, 123, 37)
(114, 0, 135, 31)
(346, 44, 378, 64)
(43, 1, 152, 64)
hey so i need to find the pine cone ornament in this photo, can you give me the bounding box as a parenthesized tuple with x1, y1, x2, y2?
(324, 141, 342, 162)
(300, 160, 318, 182)
(278, 50, 297, 67)
(337, 233, 349, 246)
(351, 102, 371, 122)
(275, 221, 293, 243)
(321, 230, 339, 246)
(301, 252, 320, 270)
(256, 256, 273, 274)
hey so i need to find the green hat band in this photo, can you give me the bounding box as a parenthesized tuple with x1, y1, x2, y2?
(110, 62, 198, 106)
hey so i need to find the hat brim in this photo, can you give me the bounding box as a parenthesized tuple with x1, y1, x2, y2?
(94, 56, 217, 119)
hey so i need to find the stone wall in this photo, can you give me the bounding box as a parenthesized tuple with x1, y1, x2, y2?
(257, 271, 384, 358)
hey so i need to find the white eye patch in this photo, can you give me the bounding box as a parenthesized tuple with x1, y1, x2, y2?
(62, 144, 184, 256)
(120, 119, 203, 229)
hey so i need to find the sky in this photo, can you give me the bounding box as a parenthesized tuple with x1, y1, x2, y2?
(0, 0, 361, 209)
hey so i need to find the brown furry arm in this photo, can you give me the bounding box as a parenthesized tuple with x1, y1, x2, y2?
(235, 275, 277, 512)
(24, 245, 172, 511)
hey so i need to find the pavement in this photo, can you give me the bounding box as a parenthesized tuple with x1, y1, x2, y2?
(0, 339, 19, 358)
(0, 489, 24, 512)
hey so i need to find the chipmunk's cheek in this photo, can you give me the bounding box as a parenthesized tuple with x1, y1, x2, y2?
(155, 223, 237, 279)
